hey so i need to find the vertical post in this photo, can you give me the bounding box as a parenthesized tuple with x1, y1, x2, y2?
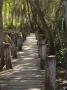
(17, 32, 22, 51)
(0, 0, 4, 70)
(65, 0, 67, 29)
(11, 33, 17, 58)
(40, 43, 47, 69)
(64, 0, 67, 41)
(64, 0, 67, 79)
(0, 43, 4, 70)
(4, 43, 12, 69)
(45, 55, 56, 90)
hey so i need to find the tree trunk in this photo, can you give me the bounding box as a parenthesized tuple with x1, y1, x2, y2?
(0, 0, 4, 70)
(65, 0, 67, 29)
(64, 0, 67, 78)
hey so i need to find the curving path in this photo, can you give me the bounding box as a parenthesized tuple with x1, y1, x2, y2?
(0, 33, 45, 90)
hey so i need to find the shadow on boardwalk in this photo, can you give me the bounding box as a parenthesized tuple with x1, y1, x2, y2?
(0, 33, 45, 90)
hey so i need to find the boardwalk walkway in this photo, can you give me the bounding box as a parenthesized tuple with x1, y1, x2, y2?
(0, 33, 45, 90)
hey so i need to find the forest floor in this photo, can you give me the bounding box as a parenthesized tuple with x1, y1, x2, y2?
(0, 33, 45, 90)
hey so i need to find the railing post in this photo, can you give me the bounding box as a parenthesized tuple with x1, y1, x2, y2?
(4, 43, 12, 69)
(40, 44, 47, 69)
(11, 42, 17, 58)
(45, 55, 56, 90)
(17, 35, 23, 51)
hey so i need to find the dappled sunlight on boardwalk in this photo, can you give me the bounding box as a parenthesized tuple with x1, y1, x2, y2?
(0, 33, 45, 90)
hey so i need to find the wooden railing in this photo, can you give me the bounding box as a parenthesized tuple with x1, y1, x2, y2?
(37, 33, 56, 90)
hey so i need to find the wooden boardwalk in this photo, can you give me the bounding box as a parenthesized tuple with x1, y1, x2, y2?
(0, 33, 45, 90)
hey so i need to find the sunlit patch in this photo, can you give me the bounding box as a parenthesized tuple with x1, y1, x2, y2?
(35, 75, 41, 77)
(18, 52, 25, 54)
(0, 69, 13, 74)
(23, 57, 33, 60)
(62, 80, 67, 84)
(23, 63, 31, 65)
(14, 64, 24, 71)
(12, 59, 18, 63)
(27, 88, 41, 90)
(23, 47, 32, 50)
(20, 56, 25, 58)
(14, 77, 22, 80)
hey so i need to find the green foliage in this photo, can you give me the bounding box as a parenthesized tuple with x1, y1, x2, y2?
(2, 0, 29, 31)
(2, 0, 65, 55)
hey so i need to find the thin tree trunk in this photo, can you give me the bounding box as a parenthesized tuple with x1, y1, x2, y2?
(0, 0, 4, 70)
(64, 0, 67, 79)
